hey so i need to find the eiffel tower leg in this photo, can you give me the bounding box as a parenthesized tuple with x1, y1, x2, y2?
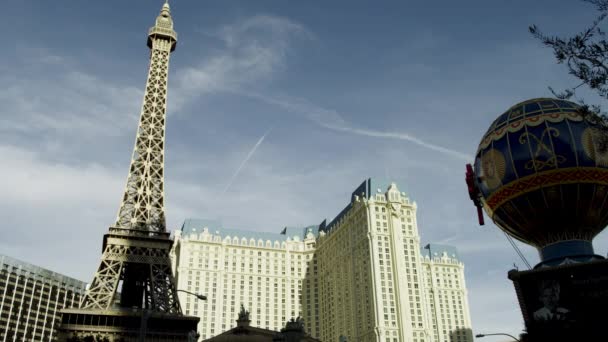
(80, 231, 183, 312)
(81, 251, 123, 310)
(57, 232, 198, 341)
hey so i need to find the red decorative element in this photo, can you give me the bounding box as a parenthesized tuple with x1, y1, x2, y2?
(466, 164, 485, 225)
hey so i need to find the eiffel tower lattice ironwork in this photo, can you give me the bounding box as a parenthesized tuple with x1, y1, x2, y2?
(58, 2, 199, 341)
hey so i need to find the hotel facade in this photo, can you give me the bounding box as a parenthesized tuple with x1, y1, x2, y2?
(171, 179, 473, 342)
(0, 255, 87, 342)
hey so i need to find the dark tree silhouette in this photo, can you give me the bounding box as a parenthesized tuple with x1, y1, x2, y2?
(530, 0, 608, 125)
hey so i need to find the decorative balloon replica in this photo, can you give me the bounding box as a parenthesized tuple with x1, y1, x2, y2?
(467, 98, 608, 266)
(466, 98, 608, 341)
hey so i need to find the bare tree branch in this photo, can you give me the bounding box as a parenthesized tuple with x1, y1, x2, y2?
(530, 0, 608, 126)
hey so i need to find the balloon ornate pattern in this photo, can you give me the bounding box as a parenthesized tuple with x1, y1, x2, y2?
(473, 98, 608, 248)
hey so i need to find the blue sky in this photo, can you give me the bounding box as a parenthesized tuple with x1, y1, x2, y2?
(2, 0, 608, 339)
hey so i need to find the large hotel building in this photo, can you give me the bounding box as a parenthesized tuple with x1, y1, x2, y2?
(0, 255, 87, 341)
(172, 179, 473, 342)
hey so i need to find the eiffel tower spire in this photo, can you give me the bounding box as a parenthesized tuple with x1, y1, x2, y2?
(115, 0, 177, 232)
(58, 3, 199, 340)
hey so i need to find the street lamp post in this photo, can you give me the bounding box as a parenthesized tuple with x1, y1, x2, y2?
(475, 333, 521, 342)
(177, 289, 207, 301)
(176, 290, 207, 342)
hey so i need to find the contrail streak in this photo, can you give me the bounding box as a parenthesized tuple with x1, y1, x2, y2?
(321, 123, 472, 162)
(239, 90, 472, 162)
(222, 127, 273, 194)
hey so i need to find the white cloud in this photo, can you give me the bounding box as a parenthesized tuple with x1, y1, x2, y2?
(0, 144, 124, 279)
(0, 70, 142, 139)
(171, 15, 312, 110)
(14, 45, 66, 66)
(0, 145, 122, 204)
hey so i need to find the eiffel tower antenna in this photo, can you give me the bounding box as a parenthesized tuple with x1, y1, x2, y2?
(58, 2, 199, 340)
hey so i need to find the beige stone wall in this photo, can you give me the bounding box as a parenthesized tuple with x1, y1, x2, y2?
(316, 184, 433, 342)
(421, 256, 473, 342)
(173, 230, 316, 340)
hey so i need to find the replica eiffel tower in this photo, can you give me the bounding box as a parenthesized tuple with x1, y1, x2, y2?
(58, 2, 199, 341)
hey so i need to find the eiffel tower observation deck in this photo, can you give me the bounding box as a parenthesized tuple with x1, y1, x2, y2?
(57, 2, 199, 341)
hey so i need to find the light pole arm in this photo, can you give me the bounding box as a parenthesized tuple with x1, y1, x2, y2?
(476, 333, 521, 342)
(177, 289, 207, 301)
